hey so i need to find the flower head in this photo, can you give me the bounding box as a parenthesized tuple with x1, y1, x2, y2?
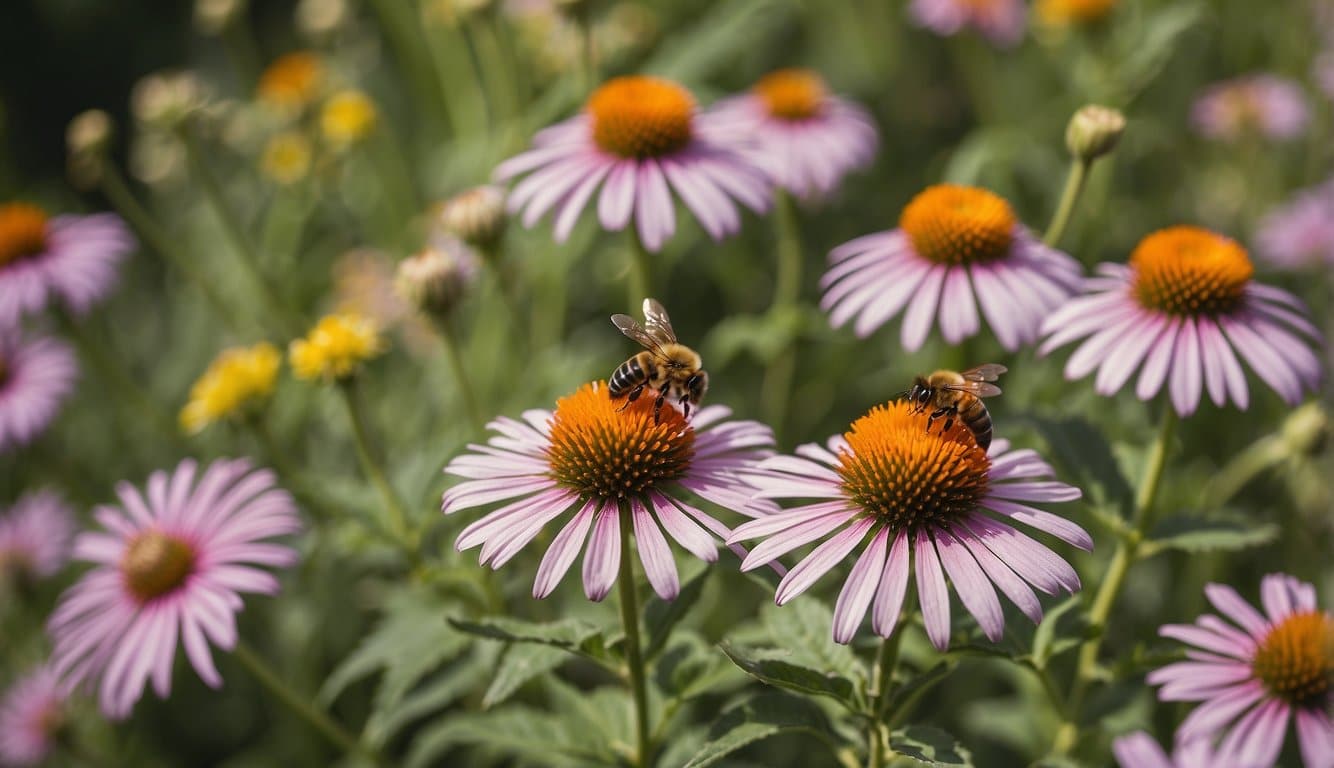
(707, 69, 878, 200)
(494, 75, 770, 252)
(260, 132, 313, 185)
(1112, 733, 1229, 768)
(179, 343, 282, 434)
(395, 239, 479, 319)
(733, 401, 1089, 646)
(0, 490, 74, 583)
(0, 667, 66, 766)
(1192, 75, 1309, 142)
(48, 458, 300, 718)
(434, 185, 508, 249)
(1146, 574, 1332, 768)
(257, 52, 325, 113)
(1256, 178, 1334, 269)
(1036, 0, 1117, 28)
(1040, 226, 1321, 416)
(0, 204, 134, 327)
(131, 71, 207, 130)
(0, 330, 78, 453)
(441, 381, 775, 602)
(320, 90, 377, 149)
(289, 313, 384, 382)
(822, 184, 1082, 351)
(908, 0, 1026, 47)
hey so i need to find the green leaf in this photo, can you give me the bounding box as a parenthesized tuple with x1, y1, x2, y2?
(646, 0, 796, 84)
(719, 643, 857, 709)
(1027, 416, 1133, 517)
(888, 725, 974, 766)
(404, 708, 608, 768)
(644, 566, 711, 660)
(364, 647, 495, 748)
(319, 587, 468, 710)
(1142, 515, 1279, 556)
(449, 616, 608, 659)
(482, 643, 570, 709)
(683, 693, 835, 768)
(885, 661, 956, 721)
(1115, 3, 1206, 99)
(654, 632, 743, 700)
(1032, 595, 1085, 669)
(760, 601, 861, 682)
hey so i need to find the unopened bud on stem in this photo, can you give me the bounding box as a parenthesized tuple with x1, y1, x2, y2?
(1065, 105, 1125, 162)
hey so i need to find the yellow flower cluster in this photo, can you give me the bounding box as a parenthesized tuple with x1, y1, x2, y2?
(261, 132, 313, 185)
(321, 90, 378, 149)
(289, 313, 384, 382)
(179, 343, 281, 434)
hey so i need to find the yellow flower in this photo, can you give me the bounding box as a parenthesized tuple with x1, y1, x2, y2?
(179, 343, 281, 434)
(257, 51, 325, 112)
(261, 132, 313, 185)
(289, 313, 384, 382)
(321, 90, 378, 149)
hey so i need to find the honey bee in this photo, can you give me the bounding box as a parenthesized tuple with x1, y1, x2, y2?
(905, 364, 1007, 450)
(609, 298, 709, 422)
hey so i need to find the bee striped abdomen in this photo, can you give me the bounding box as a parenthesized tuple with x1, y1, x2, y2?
(609, 356, 647, 397)
(961, 399, 992, 450)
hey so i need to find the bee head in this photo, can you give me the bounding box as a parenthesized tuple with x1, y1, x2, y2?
(908, 378, 933, 412)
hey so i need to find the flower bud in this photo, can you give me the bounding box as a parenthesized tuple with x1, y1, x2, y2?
(1282, 402, 1328, 458)
(1065, 105, 1125, 162)
(395, 239, 479, 319)
(132, 71, 208, 130)
(434, 186, 507, 250)
(67, 110, 113, 159)
(194, 0, 246, 35)
(296, 0, 349, 40)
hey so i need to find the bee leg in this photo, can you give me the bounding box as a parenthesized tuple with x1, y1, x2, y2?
(927, 407, 952, 434)
(678, 392, 691, 420)
(652, 388, 667, 423)
(616, 383, 646, 412)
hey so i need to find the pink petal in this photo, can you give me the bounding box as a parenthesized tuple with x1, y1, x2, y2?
(914, 530, 951, 651)
(581, 505, 621, 602)
(832, 527, 888, 644)
(632, 497, 679, 601)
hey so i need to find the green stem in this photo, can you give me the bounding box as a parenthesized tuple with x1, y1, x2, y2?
(367, 0, 451, 132)
(762, 191, 803, 441)
(232, 640, 379, 763)
(1201, 435, 1285, 509)
(626, 230, 652, 311)
(480, 242, 524, 336)
(337, 380, 413, 546)
(866, 632, 903, 768)
(97, 158, 243, 333)
(617, 506, 651, 768)
(177, 123, 300, 336)
(1054, 407, 1177, 755)
(436, 318, 486, 433)
(1043, 158, 1091, 248)
(367, 128, 421, 229)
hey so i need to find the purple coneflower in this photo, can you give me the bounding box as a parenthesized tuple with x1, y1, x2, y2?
(822, 184, 1082, 352)
(494, 75, 771, 252)
(732, 400, 1090, 646)
(48, 458, 300, 719)
(1112, 733, 1228, 768)
(0, 203, 134, 328)
(1191, 75, 1309, 142)
(441, 381, 775, 602)
(1040, 226, 1321, 416)
(0, 490, 74, 582)
(908, 0, 1026, 47)
(0, 667, 65, 767)
(1256, 179, 1334, 269)
(0, 330, 78, 454)
(708, 69, 878, 200)
(1147, 574, 1332, 768)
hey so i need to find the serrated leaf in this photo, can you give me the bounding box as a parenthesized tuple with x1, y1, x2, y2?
(1142, 516, 1279, 555)
(888, 725, 973, 766)
(482, 644, 570, 709)
(319, 587, 468, 710)
(644, 566, 710, 660)
(683, 693, 835, 768)
(760, 601, 861, 681)
(719, 643, 857, 708)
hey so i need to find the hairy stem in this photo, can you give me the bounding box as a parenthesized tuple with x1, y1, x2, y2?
(617, 506, 650, 768)
(627, 230, 652, 311)
(337, 380, 414, 550)
(762, 191, 804, 442)
(435, 317, 486, 433)
(1043, 158, 1091, 248)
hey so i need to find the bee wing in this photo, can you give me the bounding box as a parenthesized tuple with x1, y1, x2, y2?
(611, 313, 662, 352)
(961, 363, 1007, 383)
(943, 381, 1003, 398)
(641, 298, 679, 345)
